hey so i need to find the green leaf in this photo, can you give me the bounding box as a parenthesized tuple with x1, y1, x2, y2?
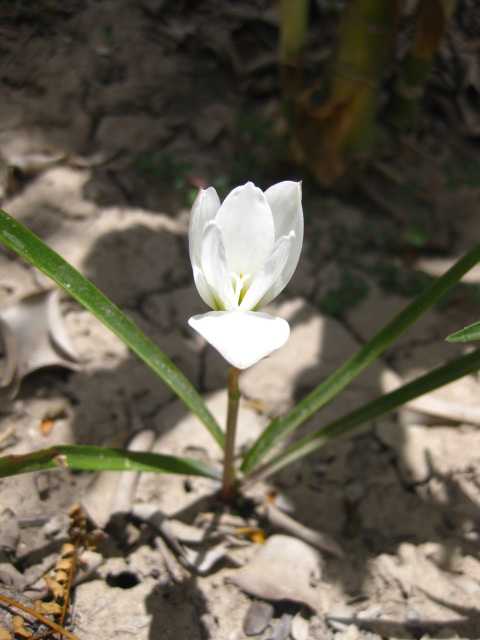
(446, 320, 480, 343)
(0, 445, 220, 479)
(0, 208, 224, 449)
(249, 349, 480, 481)
(241, 244, 480, 476)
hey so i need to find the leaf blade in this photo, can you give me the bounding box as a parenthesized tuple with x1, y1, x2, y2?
(241, 244, 480, 476)
(251, 348, 480, 481)
(0, 208, 224, 449)
(0, 445, 220, 479)
(446, 320, 480, 343)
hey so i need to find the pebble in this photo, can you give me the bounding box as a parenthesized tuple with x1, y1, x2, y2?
(42, 514, 67, 538)
(34, 471, 50, 499)
(266, 613, 292, 640)
(334, 624, 363, 640)
(291, 611, 310, 640)
(243, 601, 274, 636)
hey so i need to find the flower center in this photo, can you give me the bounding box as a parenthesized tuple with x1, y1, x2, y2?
(230, 272, 251, 305)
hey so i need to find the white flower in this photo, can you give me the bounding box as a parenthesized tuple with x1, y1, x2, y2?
(188, 181, 303, 370)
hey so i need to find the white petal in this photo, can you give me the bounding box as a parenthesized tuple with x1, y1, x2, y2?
(215, 182, 275, 276)
(189, 311, 290, 370)
(201, 221, 237, 310)
(189, 187, 221, 271)
(240, 231, 295, 310)
(192, 266, 216, 310)
(264, 181, 303, 289)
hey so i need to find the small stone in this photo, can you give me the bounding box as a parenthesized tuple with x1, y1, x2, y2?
(334, 624, 363, 640)
(243, 601, 274, 636)
(42, 514, 67, 538)
(291, 611, 310, 640)
(266, 613, 292, 640)
(34, 471, 50, 499)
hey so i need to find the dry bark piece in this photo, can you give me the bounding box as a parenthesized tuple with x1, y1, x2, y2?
(226, 535, 324, 613)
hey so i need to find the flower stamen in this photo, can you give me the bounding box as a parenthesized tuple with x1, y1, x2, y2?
(231, 272, 251, 306)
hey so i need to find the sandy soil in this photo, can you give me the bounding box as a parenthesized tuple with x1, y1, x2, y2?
(0, 2, 480, 639)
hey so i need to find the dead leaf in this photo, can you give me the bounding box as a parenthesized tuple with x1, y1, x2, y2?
(61, 543, 76, 558)
(54, 570, 69, 585)
(43, 574, 65, 601)
(0, 290, 78, 400)
(226, 534, 325, 612)
(0, 625, 12, 640)
(55, 558, 73, 573)
(34, 600, 63, 616)
(12, 616, 31, 639)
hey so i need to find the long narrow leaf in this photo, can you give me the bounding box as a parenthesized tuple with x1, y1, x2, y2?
(0, 445, 220, 479)
(241, 245, 480, 475)
(0, 208, 224, 449)
(249, 349, 480, 481)
(446, 320, 480, 343)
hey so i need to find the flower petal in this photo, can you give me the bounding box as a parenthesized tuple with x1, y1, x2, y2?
(189, 311, 290, 370)
(189, 187, 221, 271)
(201, 221, 237, 310)
(264, 181, 303, 289)
(215, 182, 275, 276)
(192, 266, 216, 310)
(240, 231, 295, 310)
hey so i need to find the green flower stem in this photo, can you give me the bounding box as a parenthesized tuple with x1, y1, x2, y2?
(221, 366, 241, 501)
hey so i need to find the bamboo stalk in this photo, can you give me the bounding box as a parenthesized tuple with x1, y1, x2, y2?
(384, 0, 460, 131)
(279, 0, 310, 125)
(296, 0, 401, 186)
